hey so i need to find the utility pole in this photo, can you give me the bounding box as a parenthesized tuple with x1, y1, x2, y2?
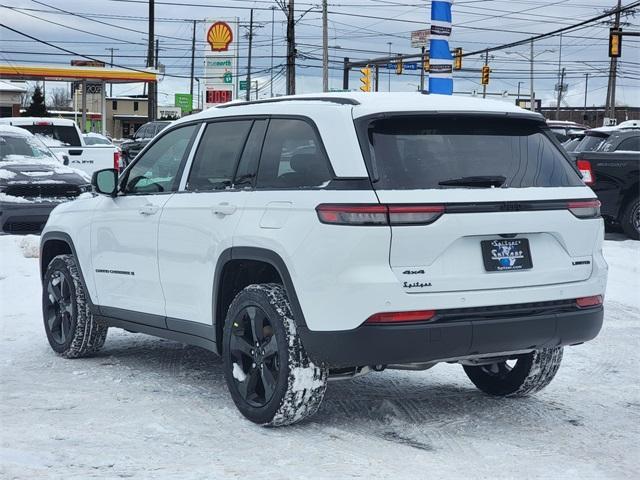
(387, 42, 392, 92)
(605, 0, 622, 121)
(555, 67, 565, 119)
(105, 47, 119, 97)
(190, 20, 196, 102)
(270, 6, 275, 98)
(342, 57, 349, 90)
(419, 46, 425, 91)
(556, 32, 563, 119)
(482, 49, 489, 98)
(517, 81, 522, 100)
(584, 73, 589, 123)
(246, 9, 254, 101)
(147, 0, 156, 122)
(286, 0, 295, 95)
(530, 38, 535, 112)
(374, 64, 379, 92)
(322, 0, 329, 92)
(155, 38, 159, 69)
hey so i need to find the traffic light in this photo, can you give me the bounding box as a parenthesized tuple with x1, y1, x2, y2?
(609, 28, 622, 57)
(481, 65, 490, 85)
(453, 47, 463, 70)
(423, 54, 430, 72)
(395, 58, 403, 75)
(359, 66, 371, 92)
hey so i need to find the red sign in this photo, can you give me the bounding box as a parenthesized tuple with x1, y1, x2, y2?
(206, 89, 232, 104)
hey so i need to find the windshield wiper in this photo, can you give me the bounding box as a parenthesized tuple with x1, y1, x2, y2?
(438, 175, 506, 188)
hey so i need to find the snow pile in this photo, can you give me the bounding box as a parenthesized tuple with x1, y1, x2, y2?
(0, 192, 30, 204)
(18, 235, 40, 258)
(232, 363, 247, 382)
(0, 169, 16, 180)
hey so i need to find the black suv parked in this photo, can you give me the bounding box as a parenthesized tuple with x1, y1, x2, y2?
(120, 121, 170, 166)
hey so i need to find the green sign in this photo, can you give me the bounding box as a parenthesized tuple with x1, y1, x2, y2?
(174, 93, 193, 113)
(223, 72, 233, 84)
(239, 80, 248, 91)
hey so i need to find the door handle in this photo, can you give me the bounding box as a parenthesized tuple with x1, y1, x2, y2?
(212, 202, 237, 216)
(138, 204, 160, 216)
(68, 149, 83, 156)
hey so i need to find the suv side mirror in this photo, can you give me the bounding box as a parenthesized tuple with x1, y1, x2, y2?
(91, 168, 118, 197)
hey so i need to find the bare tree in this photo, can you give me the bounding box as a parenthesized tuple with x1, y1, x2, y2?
(48, 87, 72, 110)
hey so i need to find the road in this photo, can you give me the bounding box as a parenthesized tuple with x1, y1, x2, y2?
(1, 234, 638, 479)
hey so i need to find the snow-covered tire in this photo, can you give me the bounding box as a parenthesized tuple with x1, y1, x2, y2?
(222, 283, 328, 427)
(463, 347, 563, 397)
(620, 197, 640, 240)
(42, 254, 108, 358)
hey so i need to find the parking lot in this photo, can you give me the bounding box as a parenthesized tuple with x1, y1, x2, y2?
(1, 234, 638, 479)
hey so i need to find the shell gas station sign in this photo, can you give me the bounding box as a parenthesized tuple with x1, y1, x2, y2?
(203, 19, 238, 108)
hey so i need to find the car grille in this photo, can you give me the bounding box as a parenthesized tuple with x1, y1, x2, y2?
(2, 217, 48, 234)
(4, 184, 81, 199)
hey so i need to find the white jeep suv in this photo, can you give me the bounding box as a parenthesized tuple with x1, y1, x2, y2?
(40, 93, 607, 426)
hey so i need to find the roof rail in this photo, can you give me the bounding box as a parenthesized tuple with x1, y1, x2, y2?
(216, 96, 360, 108)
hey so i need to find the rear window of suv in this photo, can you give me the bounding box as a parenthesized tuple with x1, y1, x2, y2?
(361, 115, 583, 189)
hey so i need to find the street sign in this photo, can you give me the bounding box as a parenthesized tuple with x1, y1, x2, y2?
(411, 29, 429, 48)
(384, 62, 417, 70)
(174, 93, 193, 113)
(239, 80, 247, 90)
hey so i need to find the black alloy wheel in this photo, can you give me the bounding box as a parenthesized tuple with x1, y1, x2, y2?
(229, 306, 280, 408)
(44, 270, 75, 345)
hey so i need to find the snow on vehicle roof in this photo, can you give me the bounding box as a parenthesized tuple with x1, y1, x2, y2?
(0, 117, 77, 127)
(179, 92, 542, 124)
(0, 124, 34, 137)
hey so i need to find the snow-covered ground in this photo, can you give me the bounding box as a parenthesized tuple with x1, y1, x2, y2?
(1, 234, 638, 479)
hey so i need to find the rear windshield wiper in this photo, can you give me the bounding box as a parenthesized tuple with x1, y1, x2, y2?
(438, 175, 506, 188)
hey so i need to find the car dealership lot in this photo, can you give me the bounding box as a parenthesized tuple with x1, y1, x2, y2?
(1, 234, 638, 480)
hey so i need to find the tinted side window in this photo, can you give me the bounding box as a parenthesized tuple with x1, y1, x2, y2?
(187, 120, 252, 191)
(125, 124, 198, 194)
(234, 120, 267, 188)
(257, 118, 332, 189)
(616, 136, 640, 152)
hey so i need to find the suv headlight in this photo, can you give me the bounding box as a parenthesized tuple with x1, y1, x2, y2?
(78, 184, 92, 193)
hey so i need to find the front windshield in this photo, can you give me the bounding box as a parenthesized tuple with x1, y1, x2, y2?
(0, 133, 56, 162)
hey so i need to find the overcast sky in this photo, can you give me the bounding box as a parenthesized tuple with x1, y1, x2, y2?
(1, 0, 638, 107)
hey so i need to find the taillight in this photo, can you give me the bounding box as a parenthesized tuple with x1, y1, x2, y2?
(576, 295, 603, 309)
(366, 310, 436, 324)
(113, 151, 121, 172)
(576, 159, 594, 185)
(567, 199, 600, 219)
(316, 204, 445, 226)
(35, 121, 52, 126)
(387, 204, 445, 225)
(316, 204, 387, 225)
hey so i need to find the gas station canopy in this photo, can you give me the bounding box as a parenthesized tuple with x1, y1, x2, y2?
(0, 63, 157, 135)
(0, 64, 157, 83)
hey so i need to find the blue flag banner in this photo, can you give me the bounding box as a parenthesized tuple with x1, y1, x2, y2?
(429, 0, 453, 95)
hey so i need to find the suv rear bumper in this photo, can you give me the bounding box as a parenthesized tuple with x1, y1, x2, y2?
(298, 305, 603, 368)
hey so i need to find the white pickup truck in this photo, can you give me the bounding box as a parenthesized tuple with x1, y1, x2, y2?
(0, 117, 120, 175)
